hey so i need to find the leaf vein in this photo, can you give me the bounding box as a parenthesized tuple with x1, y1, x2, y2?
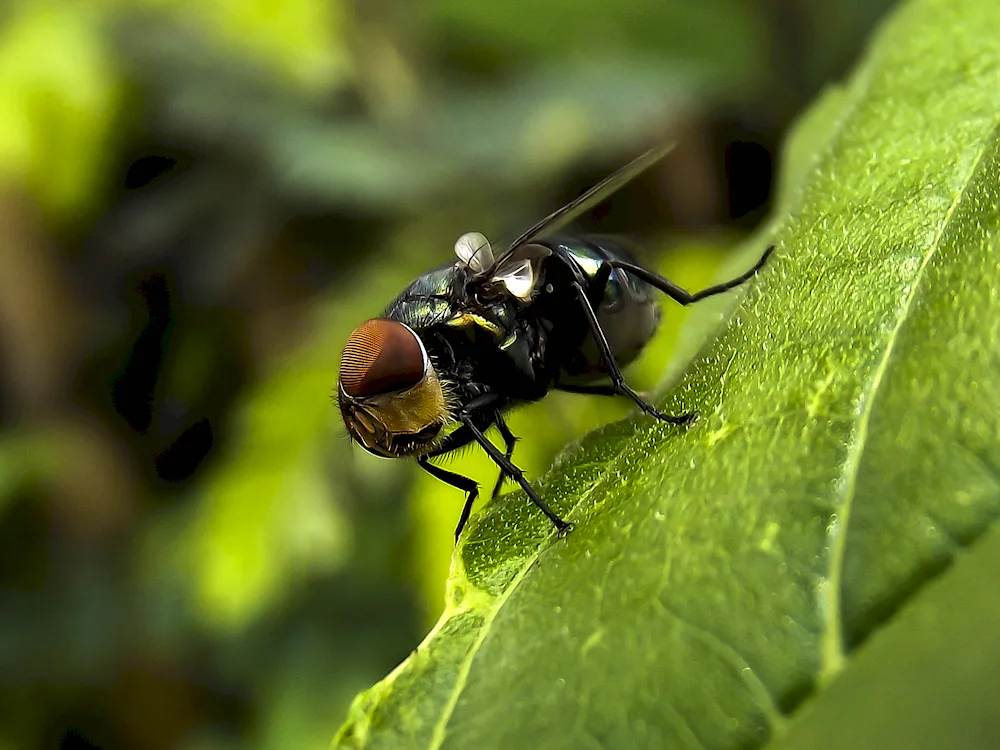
(818, 118, 1000, 682)
(652, 598, 787, 735)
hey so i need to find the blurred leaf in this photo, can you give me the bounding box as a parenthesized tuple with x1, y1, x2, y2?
(187, 431, 350, 631)
(120, 8, 724, 215)
(423, 0, 767, 93)
(333, 0, 1000, 747)
(767, 522, 1000, 750)
(185, 0, 352, 89)
(793, 1, 898, 91)
(115, 21, 456, 210)
(259, 639, 368, 750)
(179, 330, 354, 631)
(668, 83, 854, 370)
(0, 438, 34, 514)
(0, 439, 29, 514)
(421, 58, 705, 185)
(772, 85, 850, 216)
(0, 426, 78, 517)
(0, 0, 348, 221)
(118, 0, 352, 91)
(129, 38, 707, 212)
(0, 3, 119, 217)
(174, 221, 452, 631)
(271, 58, 704, 208)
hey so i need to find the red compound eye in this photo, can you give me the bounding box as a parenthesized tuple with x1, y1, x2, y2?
(339, 319, 426, 397)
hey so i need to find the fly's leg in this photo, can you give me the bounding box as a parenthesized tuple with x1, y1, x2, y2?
(569, 244, 774, 421)
(554, 381, 661, 409)
(418, 456, 480, 543)
(490, 417, 519, 501)
(424, 424, 477, 458)
(606, 245, 774, 305)
(570, 279, 696, 425)
(427, 393, 571, 536)
(457, 397, 572, 536)
(421, 415, 494, 541)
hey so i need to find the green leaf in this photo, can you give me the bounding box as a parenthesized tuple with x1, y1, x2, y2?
(0, 428, 70, 518)
(0, 4, 119, 218)
(424, 0, 768, 91)
(333, 0, 1000, 746)
(158, 218, 456, 631)
(130, 0, 352, 90)
(767, 522, 1000, 750)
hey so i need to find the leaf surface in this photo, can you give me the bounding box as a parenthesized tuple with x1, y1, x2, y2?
(334, 0, 1000, 746)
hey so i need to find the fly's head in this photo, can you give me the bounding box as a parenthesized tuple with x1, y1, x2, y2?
(338, 319, 451, 458)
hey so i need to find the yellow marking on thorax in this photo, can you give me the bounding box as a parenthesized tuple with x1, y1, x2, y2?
(446, 312, 504, 341)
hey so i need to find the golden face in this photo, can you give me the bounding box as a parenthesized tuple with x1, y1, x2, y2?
(337, 319, 450, 458)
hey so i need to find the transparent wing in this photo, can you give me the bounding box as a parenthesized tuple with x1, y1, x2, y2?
(493, 142, 676, 271)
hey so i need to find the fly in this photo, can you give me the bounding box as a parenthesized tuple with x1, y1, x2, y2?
(337, 143, 774, 541)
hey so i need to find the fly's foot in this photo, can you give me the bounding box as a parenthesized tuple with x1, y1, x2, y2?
(642, 402, 699, 426)
(555, 520, 575, 538)
(676, 411, 699, 427)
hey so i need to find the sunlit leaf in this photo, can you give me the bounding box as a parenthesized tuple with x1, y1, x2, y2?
(188, 435, 350, 631)
(144, 0, 352, 89)
(0, 4, 118, 216)
(768, 524, 1000, 750)
(179, 328, 356, 630)
(178, 222, 455, 631)
(333, 0, 1000, 746)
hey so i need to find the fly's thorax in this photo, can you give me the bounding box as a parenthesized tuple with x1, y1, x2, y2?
(338, 318, 455, 457)
(383, 265, 456, 329)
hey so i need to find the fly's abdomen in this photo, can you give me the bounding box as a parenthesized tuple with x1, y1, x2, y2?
(550, 238, 661, 383)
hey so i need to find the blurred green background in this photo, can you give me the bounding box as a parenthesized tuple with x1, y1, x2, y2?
(0, 1, 896, 748)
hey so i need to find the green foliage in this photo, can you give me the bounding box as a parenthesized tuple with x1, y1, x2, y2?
(333, 0, 1000, 747)
(0, 4, 118, 217)
(426, 0, 767, 85)
(0, 0, 906, 747)
(0, 0, 345, 219)
(161, 233, 438, 629)
(0, 428, 68, 514)
(768, 524, 1000, 749)
(186, 0, 351, 88)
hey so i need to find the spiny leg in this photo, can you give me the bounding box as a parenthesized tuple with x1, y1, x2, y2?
(490, 417, 519, 501)
(417, 456, 480, 543)
(424, 424, 477, 458)
(424, 409, 504, 460)
(555, 381, 666, 414)
(459, 414, 572, 536)
(606, 245, 774, 306)
(570, 280, 695, 425)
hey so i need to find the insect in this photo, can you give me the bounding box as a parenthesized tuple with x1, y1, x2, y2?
(337, 144, 773, 541)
